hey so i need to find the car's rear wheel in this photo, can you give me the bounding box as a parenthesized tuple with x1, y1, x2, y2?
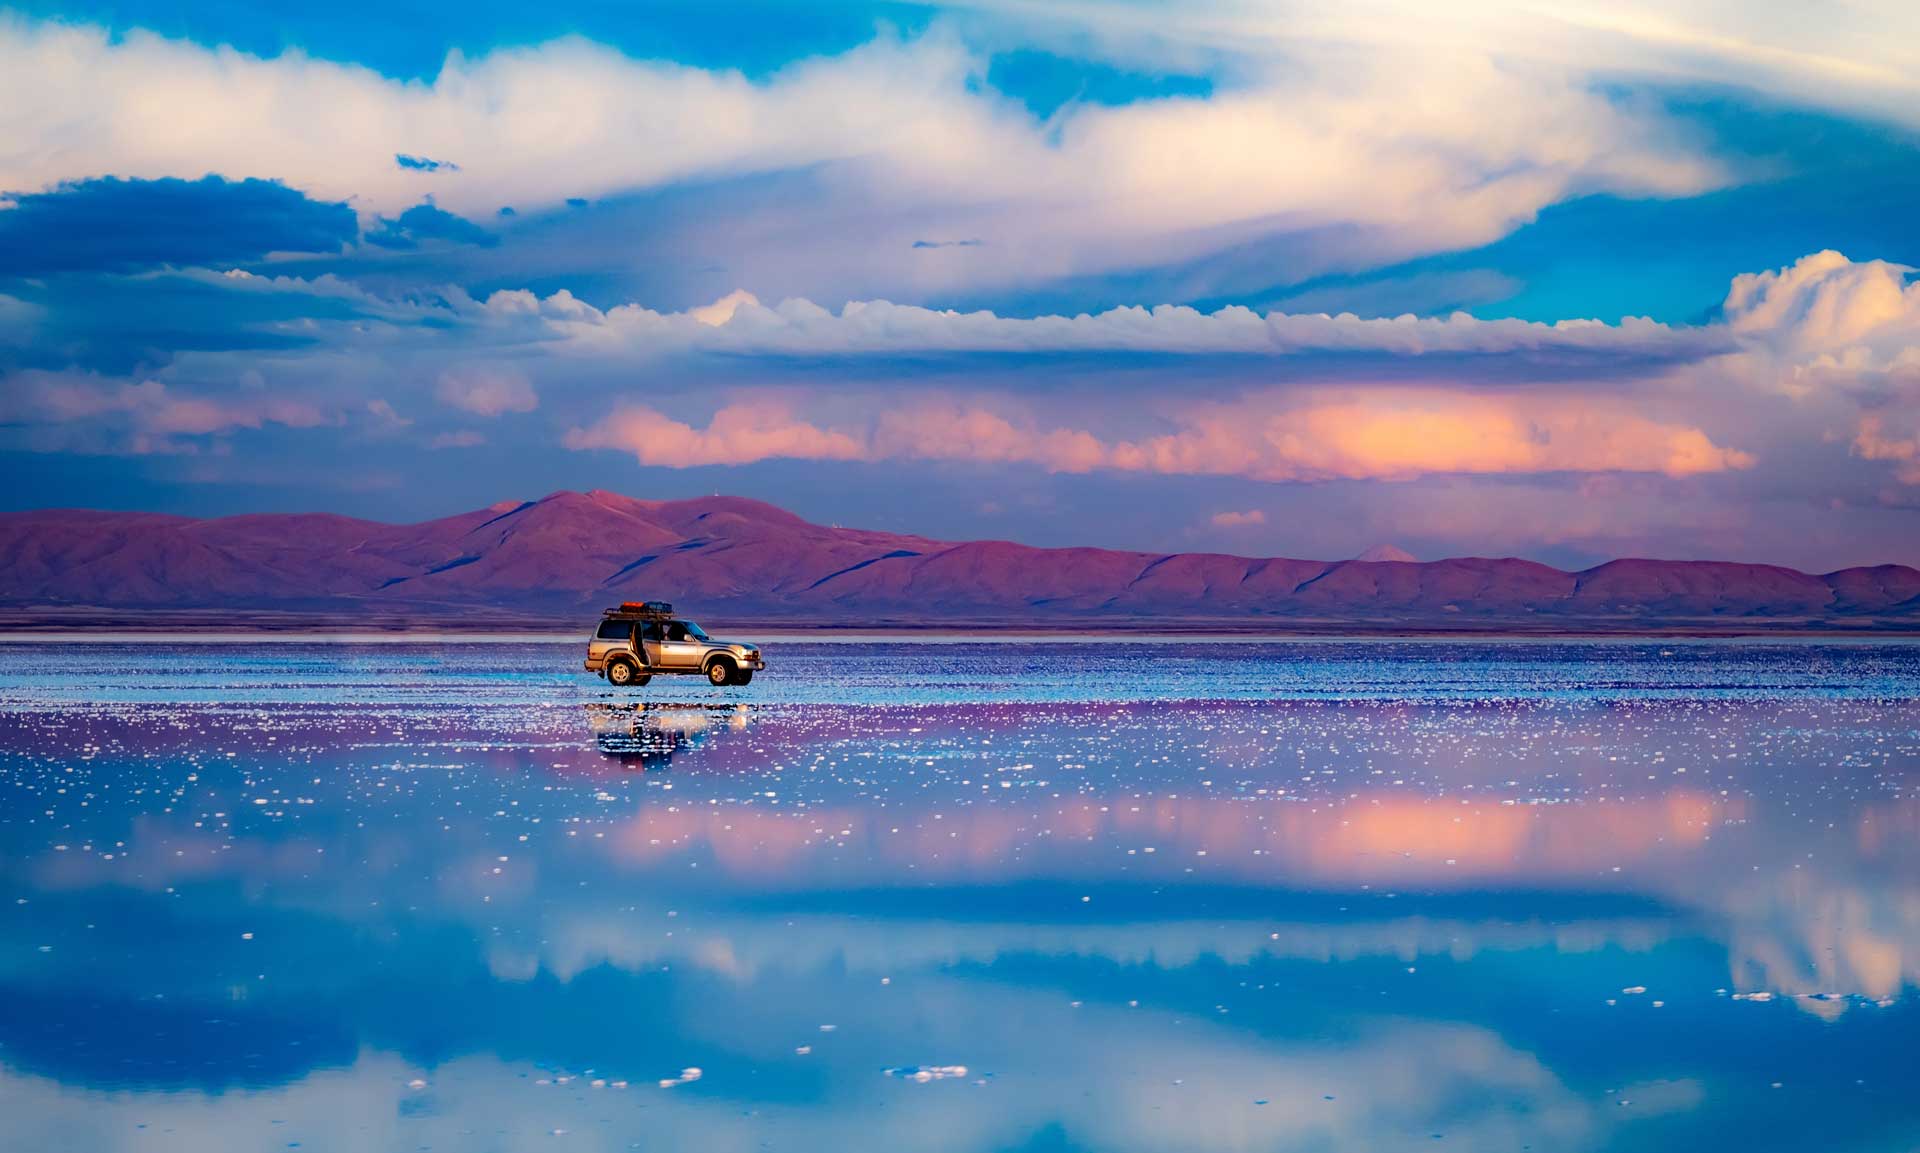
(607, 658, 641, 687)
(706, 658, 736, 687)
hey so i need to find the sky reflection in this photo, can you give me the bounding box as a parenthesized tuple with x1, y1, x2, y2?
(1, 641, 1917, 1151)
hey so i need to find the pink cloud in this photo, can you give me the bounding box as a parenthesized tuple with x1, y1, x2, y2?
(435, 366, 537, 417)
(7, 373, 328, 452)
(872, 403, 1109, 472)
(564, 402, 865, 467)
(1854, 415, 1920, 484)
(564, 390, 1752, 482)
(1114, 392, 1755, 482)
(1209, 509, 1267, 528)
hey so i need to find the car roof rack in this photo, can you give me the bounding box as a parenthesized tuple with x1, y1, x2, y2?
(603, 600, 675, 620)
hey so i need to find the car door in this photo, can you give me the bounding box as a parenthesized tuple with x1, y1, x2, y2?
(638, 621, 666, 667)
(657, 621, 704, 669)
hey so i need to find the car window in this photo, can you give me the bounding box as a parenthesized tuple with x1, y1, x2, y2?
(665, 622, 689, 642)
(683, 620, 710, 640)
(596, 620, 631, 641)
(641, 622, 664, 642)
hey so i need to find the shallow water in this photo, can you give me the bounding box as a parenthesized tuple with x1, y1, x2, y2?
(2, 640, 1917, 1152)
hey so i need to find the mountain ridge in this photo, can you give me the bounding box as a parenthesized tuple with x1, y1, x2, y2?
(2, 490, 1917, 631)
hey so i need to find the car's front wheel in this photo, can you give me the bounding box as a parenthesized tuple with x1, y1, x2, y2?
(706, 658, 736, 687)
(607, 658, 645, 687)
(733, 670, 753, 686)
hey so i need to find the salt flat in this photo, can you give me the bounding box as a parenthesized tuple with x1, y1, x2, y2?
(1, 640, 1916, 1152)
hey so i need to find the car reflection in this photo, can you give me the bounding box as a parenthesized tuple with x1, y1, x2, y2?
(584, 701, 752, 767)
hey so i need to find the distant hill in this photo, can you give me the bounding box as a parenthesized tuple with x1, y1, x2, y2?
(2, 489, 1917, 631)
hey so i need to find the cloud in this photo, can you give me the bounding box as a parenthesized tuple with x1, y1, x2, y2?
(1209, 508, 1266, 528)
(685, 289, 761, 328)
(1724, 250, 1920, 354)
(871, 403, 1110, 472)
(365, 202, 495, 249)
(0, 176, 356, 276)
(365, 398, 410, 427)
(429, 430, 486, 449)
(1712, 251, 1920, 486)
(0, 292, 42, 344)
(1854, 415, 1920, 485)
(0, 16, 1722, 291)
(1, 371, 328, 453)
(566, 391, 1751, 482)
(394, 153, 458, 172)
(434, 367, 537, 416)
(531, 288, 1718, 359)
(564, 402, 866, 467)
(1113, 392, 1755, 482)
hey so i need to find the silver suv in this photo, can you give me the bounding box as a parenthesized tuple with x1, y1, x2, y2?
(585, 601, 765, 688)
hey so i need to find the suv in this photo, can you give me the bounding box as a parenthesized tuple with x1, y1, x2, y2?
(585, 601, 766, 688)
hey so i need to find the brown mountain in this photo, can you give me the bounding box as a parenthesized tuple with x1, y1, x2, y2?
(2, 489, 1917, 631)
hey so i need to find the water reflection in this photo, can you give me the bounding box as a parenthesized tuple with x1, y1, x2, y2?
(585, 702, 753, 768)
(0, 642, 1917, 1152)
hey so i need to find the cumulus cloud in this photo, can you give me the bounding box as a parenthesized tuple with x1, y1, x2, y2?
(521, 287, 1716, 359)
(434, 367, 537, 417)
(1714, 251, 1920, 485)
(1724, 250, 1920, 355)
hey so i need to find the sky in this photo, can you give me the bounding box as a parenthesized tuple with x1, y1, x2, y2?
(2, 1, 1919, 570)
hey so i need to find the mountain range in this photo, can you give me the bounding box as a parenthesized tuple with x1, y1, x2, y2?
(3, 489, 1918, 631)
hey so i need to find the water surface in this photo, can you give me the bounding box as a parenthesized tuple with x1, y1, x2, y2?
(2, 640, 1917, 1151)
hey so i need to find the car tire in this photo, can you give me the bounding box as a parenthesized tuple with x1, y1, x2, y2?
(706, 658, 736, 687)
(607, 658, 641, 687)
(733, 670, 753, 686)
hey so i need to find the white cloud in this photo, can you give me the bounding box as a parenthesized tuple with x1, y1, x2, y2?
(1714, 251, 1920, 484)
(1724, 250, 1920, 354)
(0, 13, 1722, 289)
(530, 287, 1714, 358)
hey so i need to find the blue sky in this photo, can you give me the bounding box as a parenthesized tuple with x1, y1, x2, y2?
(3, 1, 1919, 569)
